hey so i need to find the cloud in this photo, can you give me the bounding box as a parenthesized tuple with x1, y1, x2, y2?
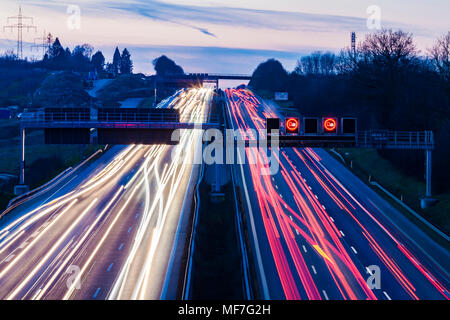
(12, 0, 433, 39)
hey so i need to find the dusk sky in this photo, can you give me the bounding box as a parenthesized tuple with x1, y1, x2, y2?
(1, 0, 449, 75)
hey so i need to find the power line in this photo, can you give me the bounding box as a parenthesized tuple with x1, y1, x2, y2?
(3, 5, 37, 60)
(351, 32, 356, 55)
(32, 30, 53, 58)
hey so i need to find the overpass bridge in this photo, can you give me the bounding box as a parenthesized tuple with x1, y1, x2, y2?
(156, 73, 252, 89)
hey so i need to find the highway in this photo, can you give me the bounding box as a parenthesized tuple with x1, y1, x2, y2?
(0, 88, 212, 300)
(225, 88, 450, 300)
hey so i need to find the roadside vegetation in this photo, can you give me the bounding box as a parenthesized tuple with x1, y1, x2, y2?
(0, 120, 101, 209)
(332, 148, 450, 237)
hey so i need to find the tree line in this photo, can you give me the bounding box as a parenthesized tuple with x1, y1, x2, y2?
(249, 29, 450, 193)
(1, 37, 133, 77)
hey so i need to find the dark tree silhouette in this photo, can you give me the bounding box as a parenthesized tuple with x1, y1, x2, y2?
(294, 51, 337, 75)
(120, 48, 133, 74)
(72, 44, 93, 72)
(112, 47, 121, 76)
(152, 55, 184, 76)
(91, 51, 105, 73)
(248, 59, 288, 92)
(429, 32, 450, 83)
(49, 37, 65, 60)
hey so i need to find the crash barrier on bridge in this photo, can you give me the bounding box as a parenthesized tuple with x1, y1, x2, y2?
(98, 108, 180, 123)
(257, 131, 434, 149)
(44, 108, 91, 121)
(42, 108, 180, 123)
(357, 130, 434, 150)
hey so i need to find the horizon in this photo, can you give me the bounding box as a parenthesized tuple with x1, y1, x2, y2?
(1, 1, 449, 74)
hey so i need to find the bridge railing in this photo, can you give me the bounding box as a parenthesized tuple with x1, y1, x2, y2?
(356, 130, 434, 149)
(19, 111, 217, 126)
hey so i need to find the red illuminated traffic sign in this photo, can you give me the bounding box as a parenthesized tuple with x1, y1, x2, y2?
(323, 118, 337, 133)
(286, 117, 299, 134)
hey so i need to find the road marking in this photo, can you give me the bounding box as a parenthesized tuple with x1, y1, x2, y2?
(4, 254, 15, 263)
(302, 245, 308, 253)
(295, 229, 299, 235)
(322, 290, 329, 300)
(308, 186, 312, 190)
(135, 213, 139, 219)
(314, 194, 318, 199)
(289, 215, 293, 221)
(322, 205, 326, 210)
(311, 265, 317, 275)
(329, 216, 334, 222)
(31, 288, 42, 300)
(313, 245, 334, 264)
(383, 291, 392, 300)
(93, 288, 101, 299)
(127, 226, 132, 233)
(351, 246, 358, 254)
(107, 263, 114, 272)
(340, 230, 345, 237)
(275, 185, 278, 190)
(18, 242, 28, 249)
(279, 194, 283, 199)
(118, 243, 124, 251)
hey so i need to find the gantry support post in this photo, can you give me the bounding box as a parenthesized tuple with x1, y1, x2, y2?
(20, 127, 25, 185)
(426, 149, 432, 198)
(14, 127, 29, 195)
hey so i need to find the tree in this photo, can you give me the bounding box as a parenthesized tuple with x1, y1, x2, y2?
(429, 31, 450, 82)
(72, 44, 94, 71)
(339, 29, 419, 128)
(120, 48, 133, 74)
(248, 59, 288, 92)
(92, 50, 105, 73)
(49, 37, 65, 60)
(112, 47, 121, 76)
(294, 51, 337, 75)
(152, 55, 184, 76)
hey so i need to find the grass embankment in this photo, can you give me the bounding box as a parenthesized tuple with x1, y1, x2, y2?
(96, 74, 152, 107)
(332, 148, 450, 238)
(0, 120, 102, 209)
(190, 181, 243, 299)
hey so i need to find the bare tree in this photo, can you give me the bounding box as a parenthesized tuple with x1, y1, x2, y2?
(429, 31, 450, 82)
(360, 29, 417, 69)
(295, 51, 337, 75)
(320, 52, 336, 75)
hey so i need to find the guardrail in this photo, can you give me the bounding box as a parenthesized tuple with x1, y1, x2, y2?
(357, 130, 434, 149)
(19, 111, 216, 124)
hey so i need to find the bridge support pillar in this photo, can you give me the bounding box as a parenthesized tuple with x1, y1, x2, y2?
(20, 127, 25, 185)
(421, 149, 437, 209)
(425, 149, 432, 198)
(14, 127, 29, 196)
